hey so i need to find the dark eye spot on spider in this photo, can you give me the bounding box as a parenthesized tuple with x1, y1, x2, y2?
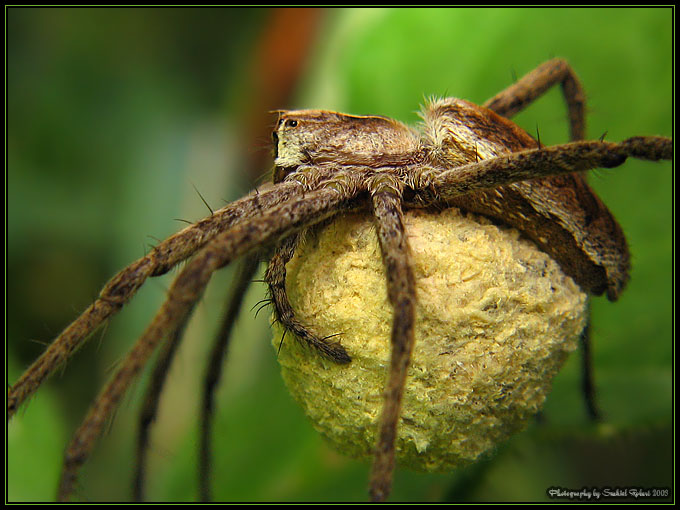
(286, 119, 298, 128)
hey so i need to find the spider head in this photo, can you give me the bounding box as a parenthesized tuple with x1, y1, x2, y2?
(271, 109, 418, 183)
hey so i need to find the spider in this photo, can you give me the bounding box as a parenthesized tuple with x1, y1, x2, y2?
(7, 59, 672, 502)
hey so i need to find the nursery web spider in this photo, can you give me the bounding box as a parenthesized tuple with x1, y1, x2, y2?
(7, 59, 672, 502)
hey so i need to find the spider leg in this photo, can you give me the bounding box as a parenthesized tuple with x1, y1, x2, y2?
(199, 254, 262, 502)
(266, 234, 351, 363)
(578, 305, 601, 421)
(59, 290, 199, 502)
(133, 312, 189, 501)
(7, 180, 313, 419)
(483, 58, 586, 141)
(131, 253, 263, 502)
(57, 171, 366, 501)
(366, 176, 415, 502)
(427, 137, 672, 203)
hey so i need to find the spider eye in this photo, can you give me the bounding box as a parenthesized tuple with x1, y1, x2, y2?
(286, 119, 298, 128)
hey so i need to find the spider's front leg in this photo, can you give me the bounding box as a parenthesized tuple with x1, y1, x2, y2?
(266, 233, 351, 363)
(56, 173, 366, 502)
(7, 180, 311, 419)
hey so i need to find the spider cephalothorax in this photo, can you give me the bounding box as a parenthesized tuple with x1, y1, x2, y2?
(7, 59, 672, 502)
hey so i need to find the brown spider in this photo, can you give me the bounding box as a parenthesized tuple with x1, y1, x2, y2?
(7, 59, 673, 502)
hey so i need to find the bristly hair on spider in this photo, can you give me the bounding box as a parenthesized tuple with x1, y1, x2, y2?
(7, 59, 672, 502)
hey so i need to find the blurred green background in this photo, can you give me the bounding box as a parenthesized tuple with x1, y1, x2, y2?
(7, 7, 672, 502)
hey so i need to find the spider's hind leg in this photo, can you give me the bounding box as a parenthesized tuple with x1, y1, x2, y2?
(266, 233, 351, 363)
(483, 58, 586, 141)
(579, 303, 600, 421)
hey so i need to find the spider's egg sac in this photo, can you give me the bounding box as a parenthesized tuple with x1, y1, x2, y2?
(271, 208, 587, 471)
